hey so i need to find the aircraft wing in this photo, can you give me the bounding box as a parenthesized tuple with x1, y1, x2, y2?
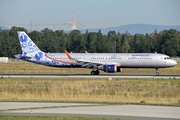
(64, 50, 120, 68)
(78, 59, 121, 68)
(75, 59, 104, 68)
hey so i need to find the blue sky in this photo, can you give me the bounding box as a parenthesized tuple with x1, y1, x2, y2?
(0, 0, 180, 31)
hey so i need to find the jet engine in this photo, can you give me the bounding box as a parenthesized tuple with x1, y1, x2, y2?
(102, 64, 122, 72)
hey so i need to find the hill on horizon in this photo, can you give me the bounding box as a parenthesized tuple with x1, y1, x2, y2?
(0, 26, 10, 30)
(1, 24, 180, 35)
(80, 24, 180, 35)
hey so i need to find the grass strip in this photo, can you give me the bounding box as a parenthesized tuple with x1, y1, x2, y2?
(0, 77, 180, 106)
(0, 115, 120, 120)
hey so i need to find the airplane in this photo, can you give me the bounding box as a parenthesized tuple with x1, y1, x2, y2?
(15, 31, 177, 75)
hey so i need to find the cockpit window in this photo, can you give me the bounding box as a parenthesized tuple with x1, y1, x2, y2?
(164, 57, 171, 60)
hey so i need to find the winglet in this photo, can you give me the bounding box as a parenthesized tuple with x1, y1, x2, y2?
(64, 50, 72, 59)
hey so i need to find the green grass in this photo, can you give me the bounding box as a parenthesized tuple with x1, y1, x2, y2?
(0, 115, 119, 120)
(0, 78, 180, 106)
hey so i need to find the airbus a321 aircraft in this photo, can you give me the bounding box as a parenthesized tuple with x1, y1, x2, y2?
(15, 31, 177, 75)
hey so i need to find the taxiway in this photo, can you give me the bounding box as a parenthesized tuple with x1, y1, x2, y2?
(0, 102, 180, 120)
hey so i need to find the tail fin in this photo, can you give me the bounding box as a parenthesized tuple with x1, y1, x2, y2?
(17, 31, 42, 58)
(16, 32, 73, 66)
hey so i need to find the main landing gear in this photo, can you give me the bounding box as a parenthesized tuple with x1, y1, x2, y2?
(156, 68, 159, 76)
(91, 70, 100, 75)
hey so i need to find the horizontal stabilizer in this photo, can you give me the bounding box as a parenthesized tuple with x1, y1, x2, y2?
(14, 54, 32, 59)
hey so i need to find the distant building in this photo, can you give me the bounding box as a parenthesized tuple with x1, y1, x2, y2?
(0, 57, 8, 63)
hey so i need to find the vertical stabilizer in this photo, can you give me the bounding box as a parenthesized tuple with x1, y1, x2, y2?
(16, 31, 65, 66)
(17, 31, 42, 57)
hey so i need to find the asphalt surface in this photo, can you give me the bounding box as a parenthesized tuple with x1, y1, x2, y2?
(0, 102, 180, 120)
(0, 74, 180, 79)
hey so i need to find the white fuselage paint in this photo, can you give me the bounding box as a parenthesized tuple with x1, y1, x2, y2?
(46, 53, 177, 68)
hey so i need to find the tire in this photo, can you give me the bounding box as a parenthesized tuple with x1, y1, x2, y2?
(156, 72, 159, 76)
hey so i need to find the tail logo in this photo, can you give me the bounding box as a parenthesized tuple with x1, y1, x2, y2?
(34, 52, 43, 61)
(18, 32, 41, 54)
(28, 41, 32, 46)
(20, 35, 28, 42)
(23, 52, 27, 56)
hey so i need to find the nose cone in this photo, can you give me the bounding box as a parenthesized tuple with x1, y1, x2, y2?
(171, 60, 177, 66)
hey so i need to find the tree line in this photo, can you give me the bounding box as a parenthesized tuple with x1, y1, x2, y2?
(0, 26, 180, 58)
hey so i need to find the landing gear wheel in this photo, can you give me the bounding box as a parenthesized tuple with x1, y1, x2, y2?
(96, 71, 100, 75)
(156, 72, 159, 76)
(91, 71, 94, 75)
(156, 68, 159, 76)
(90, 70, 100, 75)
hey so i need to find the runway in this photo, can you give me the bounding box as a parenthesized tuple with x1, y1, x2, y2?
(0, 74, 180, 79)
(0, 102, 179, 120)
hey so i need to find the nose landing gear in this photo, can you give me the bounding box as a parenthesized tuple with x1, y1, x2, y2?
(156, 68, 159, 76)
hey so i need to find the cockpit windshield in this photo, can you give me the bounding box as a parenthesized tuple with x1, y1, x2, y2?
(164, 57, 171, 60)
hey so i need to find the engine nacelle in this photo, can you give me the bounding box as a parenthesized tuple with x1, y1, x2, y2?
(102, 64, 122, 73)
(103, 64, 117, 72)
